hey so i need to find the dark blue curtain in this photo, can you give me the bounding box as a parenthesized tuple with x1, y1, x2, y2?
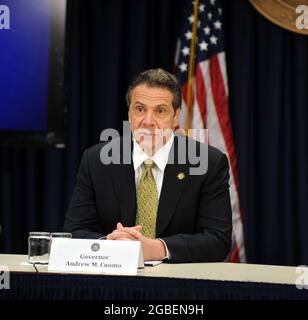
(0, 0, 185, 254)
(224, 1, 308, 265)
(1, 0, 308, 267)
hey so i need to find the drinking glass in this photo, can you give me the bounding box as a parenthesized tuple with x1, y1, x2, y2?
(28, 232, 51, 264)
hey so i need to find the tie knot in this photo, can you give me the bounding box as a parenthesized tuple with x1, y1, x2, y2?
(144, 159, 154, 169)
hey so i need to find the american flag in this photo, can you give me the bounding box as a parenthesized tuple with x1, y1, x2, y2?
(175, 0, 246, 262)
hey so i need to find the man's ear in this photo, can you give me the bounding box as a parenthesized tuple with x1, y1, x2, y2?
(173, 108, 181, 128)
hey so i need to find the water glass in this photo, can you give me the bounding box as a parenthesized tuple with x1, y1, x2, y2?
(28, 232, 51, 264)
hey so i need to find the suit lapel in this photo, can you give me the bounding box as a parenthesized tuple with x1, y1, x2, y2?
(156, 135, 189, 236)
(111, 164, 136, 227)
(110, 137, 136, 227)
(156, 164, 188, 236)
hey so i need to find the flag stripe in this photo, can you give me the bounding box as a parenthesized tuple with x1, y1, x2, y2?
(230, 240, 239, 262)
(210, 54, 240, 195)
(175, 0, 246, 262)
(200, 57, 245, 262)
(209, 55, 245, 262)
(217, 52, 229, 96)
(196, 64, 207, 128)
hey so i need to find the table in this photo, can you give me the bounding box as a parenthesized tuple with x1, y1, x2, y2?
(1, 254, 308, 300)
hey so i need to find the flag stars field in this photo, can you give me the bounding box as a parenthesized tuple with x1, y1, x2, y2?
(214, 20, 222, 29)
(182, 47, 190, 56)
(179, 62, 188, 73)
(210, 35, 218, 45)
(185, 30, 192, 40)
(204, 26, 211, 35)
(199, 41, 208, 51)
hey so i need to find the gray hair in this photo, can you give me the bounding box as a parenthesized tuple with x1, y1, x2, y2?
(126, 68, 182, 111)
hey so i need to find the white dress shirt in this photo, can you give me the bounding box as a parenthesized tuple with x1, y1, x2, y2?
(132, 134, 174, 259)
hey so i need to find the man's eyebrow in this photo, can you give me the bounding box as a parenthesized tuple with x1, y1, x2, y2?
(134, 101, 145, 106)
(133, 101, 168, 107)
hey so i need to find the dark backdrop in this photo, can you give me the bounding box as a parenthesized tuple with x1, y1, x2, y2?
(0, 0, 307, 266)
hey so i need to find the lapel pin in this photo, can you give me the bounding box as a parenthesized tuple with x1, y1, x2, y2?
(177, 172, 185, 180)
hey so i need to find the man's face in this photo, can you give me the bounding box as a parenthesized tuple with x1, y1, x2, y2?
(128, 84, 180, 154)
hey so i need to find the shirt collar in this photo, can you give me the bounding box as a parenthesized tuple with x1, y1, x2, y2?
(133, 133, 174, 172)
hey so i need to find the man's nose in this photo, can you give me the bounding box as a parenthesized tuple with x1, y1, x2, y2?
(143, 110, 155, 126)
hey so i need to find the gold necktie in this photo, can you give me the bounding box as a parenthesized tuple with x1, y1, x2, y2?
(136, 159, 158, 239)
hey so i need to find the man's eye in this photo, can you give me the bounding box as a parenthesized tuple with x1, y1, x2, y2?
(157, 108, 166, 114)
(136, 106, 144, 112)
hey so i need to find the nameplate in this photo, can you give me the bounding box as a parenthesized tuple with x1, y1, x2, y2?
(48, 238, 144, 275)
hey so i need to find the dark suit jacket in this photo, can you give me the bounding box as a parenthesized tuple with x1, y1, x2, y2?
(64, 134, 232, 263)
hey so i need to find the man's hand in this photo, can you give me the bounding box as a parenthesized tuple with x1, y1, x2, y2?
(106, 222, 167, 261)
(106, 222, 142, 240)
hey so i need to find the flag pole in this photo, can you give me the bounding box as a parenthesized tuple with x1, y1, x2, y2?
(184, 0, 199, 135)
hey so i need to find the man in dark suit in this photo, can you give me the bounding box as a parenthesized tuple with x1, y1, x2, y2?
(64, 68, 232, 263)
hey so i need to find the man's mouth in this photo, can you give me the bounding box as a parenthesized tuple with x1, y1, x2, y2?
(137, 129, 156, 137)
(141, 132, 155, 136)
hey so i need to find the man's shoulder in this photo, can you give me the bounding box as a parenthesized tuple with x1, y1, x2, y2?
(207, 143, 225, 161)
(86, 141, 106, 154)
